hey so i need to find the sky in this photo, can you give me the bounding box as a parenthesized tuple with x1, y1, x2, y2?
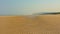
(0, 0, 60, 15)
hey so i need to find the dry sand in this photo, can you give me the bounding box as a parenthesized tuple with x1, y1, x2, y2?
(0, 15, 60, 34)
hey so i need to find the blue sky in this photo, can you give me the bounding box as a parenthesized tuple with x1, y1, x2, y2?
(0, 0, 60, 15)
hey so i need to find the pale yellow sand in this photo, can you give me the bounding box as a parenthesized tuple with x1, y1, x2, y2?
(0, 15, 60, 34)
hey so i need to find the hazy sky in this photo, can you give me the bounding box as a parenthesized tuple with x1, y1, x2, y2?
(0, 0, 60, 15)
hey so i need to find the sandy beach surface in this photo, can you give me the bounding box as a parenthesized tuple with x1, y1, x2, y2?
(0, 15, 60, 34)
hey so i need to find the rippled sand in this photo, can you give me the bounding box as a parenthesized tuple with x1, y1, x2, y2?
(0, 15, 60, 34)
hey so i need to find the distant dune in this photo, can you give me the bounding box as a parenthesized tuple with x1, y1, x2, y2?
(0, 15, 60, 34)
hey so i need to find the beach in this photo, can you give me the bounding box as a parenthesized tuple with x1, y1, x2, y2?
(0, 15, 60, 34)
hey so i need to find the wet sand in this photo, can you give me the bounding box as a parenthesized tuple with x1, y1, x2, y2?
(0, 15, 60, 34)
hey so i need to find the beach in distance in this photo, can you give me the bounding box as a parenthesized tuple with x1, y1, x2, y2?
(0, 15, 60, 34)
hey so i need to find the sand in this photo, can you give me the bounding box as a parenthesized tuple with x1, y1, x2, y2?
(0, 15, 60, 34)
